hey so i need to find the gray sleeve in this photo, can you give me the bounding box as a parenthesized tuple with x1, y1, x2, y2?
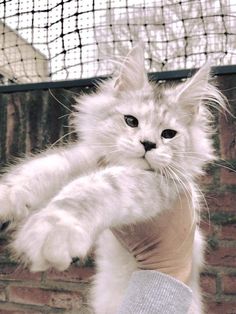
(116, 270, 192, 314)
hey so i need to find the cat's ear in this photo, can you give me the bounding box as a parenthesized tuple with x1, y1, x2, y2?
(114, 44, 148, 91)
(176, 64, 211, 115)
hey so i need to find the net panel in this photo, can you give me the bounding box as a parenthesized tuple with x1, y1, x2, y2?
(0, 0, 236, 84)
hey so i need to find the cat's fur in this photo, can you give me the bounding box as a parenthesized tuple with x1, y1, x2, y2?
(0, 46, 226, 314)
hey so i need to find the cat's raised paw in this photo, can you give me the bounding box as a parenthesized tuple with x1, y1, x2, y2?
(10, 209, 93, 272)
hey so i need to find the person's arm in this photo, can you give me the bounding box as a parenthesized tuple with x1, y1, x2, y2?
(116, 270, 192, 314)
(112, 193, 197, 313)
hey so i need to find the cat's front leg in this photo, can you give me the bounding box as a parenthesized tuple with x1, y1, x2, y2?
(0, 144, 97, 226)
(11, 166, 177, 272)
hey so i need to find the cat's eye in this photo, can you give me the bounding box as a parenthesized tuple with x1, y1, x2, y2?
(161, 129, 177, 139)
(124, 115, 139, 128)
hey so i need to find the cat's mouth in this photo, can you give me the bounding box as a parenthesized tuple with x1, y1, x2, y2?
(142, 156, 154, 171)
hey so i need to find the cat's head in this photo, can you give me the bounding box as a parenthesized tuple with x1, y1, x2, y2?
(73, 46, 226, 180)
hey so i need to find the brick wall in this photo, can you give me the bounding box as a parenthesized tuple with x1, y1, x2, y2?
(0, 89, 94, 313)
(199, 74, 236, 314)
(0, 75, 235, 313)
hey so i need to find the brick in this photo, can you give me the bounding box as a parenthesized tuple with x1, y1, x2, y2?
(0, 265, 41, 282)
(8, 286, 83, 310)
(206, 247, 236, 267)
(0, 286, 6, 301)
(46, 265, 94, 283)
(206, 301, 236, 314)
(0, 309, 42, 314)
(223, 274, 236, 294)
(200, 274, 216, 294)
(220, 168, 236, 185)
(200, 172, 213, 185)
(8, 286, 50, 306)
(206, 192, 236, 212)
(49, 290, 83, 309)
(219, 113, 236, 160)
(200, 220, 216, 238)
(220, 225, 236, 240)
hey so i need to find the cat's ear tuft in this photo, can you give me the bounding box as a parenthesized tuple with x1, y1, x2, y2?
(176, 63, 211, 115)
(114, 44, 148, 91)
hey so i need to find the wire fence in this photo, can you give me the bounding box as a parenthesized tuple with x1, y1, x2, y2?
(0, 0, 236, 84)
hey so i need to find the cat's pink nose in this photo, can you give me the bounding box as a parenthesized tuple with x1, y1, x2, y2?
(140, 141, 156, 152)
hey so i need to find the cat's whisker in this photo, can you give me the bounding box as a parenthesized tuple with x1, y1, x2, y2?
(62, 124, 73, 129)
(170, 161, 211, 226)
(166, 169, 198, 244)
(91, 144, 119, 150)
(166, 165, 193, 210)
(92, 145, 118, 149)
(49, 131, 77, 148)
(167, 164, 196, 211)
(107, 148, 122, 155)
(164, 167, 183, 204)
(59, 113, 71, 120)
(174, 152, 236, 174)
(165, 165, 200, 251)
(174, 151, 208, 155)
(159, 168, 166, 187)
(49, 89, 73, 113)
(91, 142, 117, 147)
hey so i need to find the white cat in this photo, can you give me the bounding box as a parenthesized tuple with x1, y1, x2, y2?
(0, 46, 226, 313)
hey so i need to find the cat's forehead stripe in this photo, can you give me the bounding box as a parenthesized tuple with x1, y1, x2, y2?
(121, 88, 174, 127)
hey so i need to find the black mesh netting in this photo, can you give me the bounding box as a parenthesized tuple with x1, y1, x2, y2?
(0, 0, 236, 84)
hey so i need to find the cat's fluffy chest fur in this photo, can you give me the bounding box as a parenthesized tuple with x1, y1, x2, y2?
(0, 46, 226, 313)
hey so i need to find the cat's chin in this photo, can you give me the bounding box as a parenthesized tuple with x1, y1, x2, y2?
(116, 157, 152, 171)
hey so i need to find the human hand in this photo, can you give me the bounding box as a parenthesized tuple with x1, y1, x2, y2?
(112, 194, 196, 285)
